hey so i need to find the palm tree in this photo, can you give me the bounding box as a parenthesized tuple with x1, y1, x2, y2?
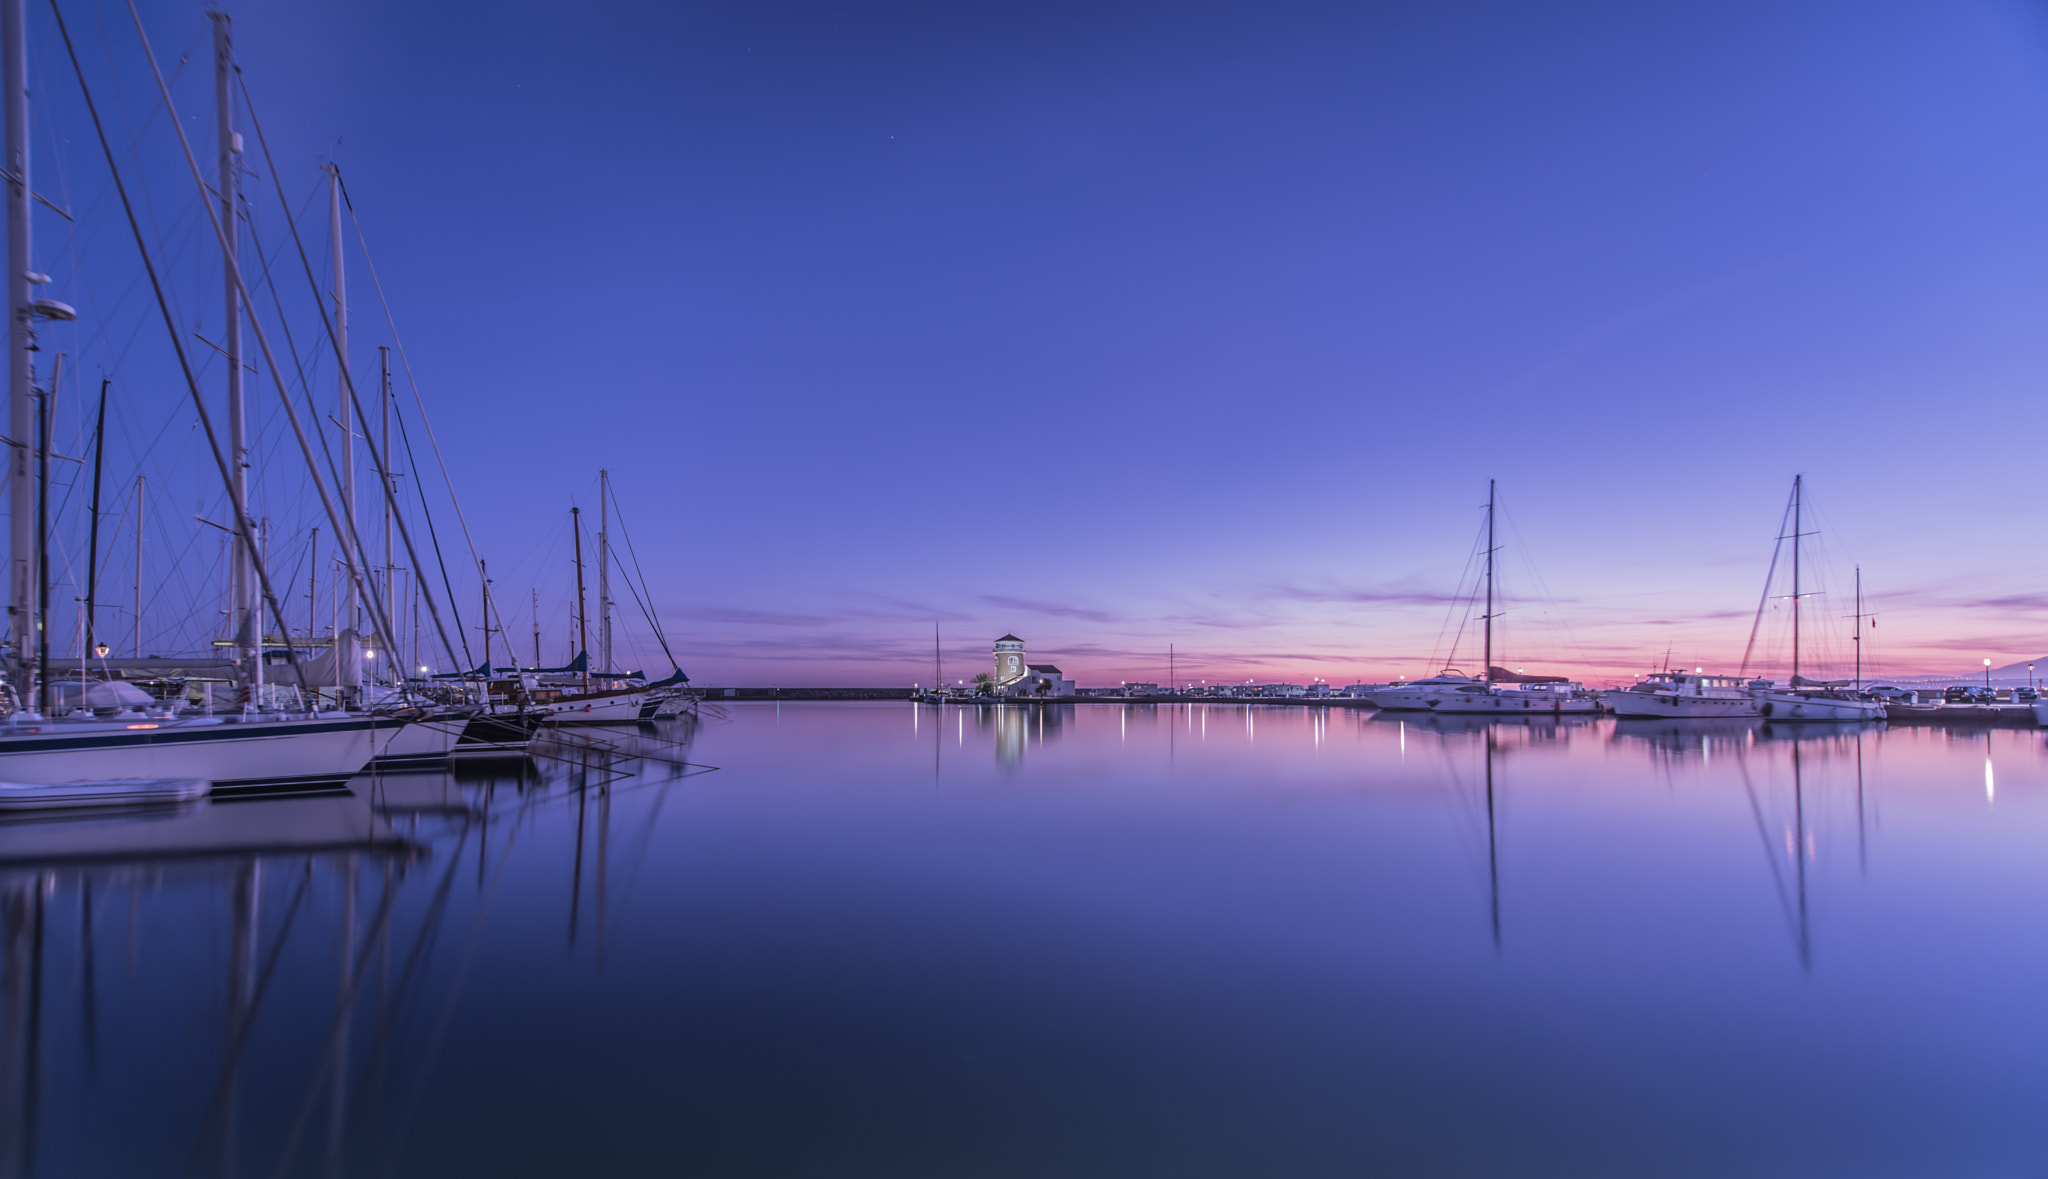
(972, 673, 994, 695)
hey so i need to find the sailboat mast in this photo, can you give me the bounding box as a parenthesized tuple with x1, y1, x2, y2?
(597, 470, 611, 678)
(327, 165, 355, 650)
(1853, 565, 1862, 690)
(572, 505, 588, 691)
(1791, 475, 1801, 685)
(34, 353, 53, 713)
(532, 588, 540, 668)
(84, 379, 105, 653)
(133, 476, 143, 657)
(4, 0, 32, 697)
(480, 557, 491, 676)
(1483, 478, 1495, 684)
(380, 345, 392, 680)
(211, 12, 254, 689)
(934, 622, 940, 692)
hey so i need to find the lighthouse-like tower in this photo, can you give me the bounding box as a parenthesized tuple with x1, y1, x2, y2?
(993, 634, 1026, 691)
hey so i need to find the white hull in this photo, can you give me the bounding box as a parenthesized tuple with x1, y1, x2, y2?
(1753, 691, 1884, 722)
(1603, 691, 1759, 719)
(2035, 701, 2048, 727)
(370, 713, 468, 768)
(1367, 687, 1601, 714)
(0, 715, 409, 791)
(542, 692, 655, 725)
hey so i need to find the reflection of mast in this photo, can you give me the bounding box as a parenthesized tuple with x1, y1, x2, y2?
(1855, 735, 1868, 877)
(1738, 747, 1810, 972)
(1484, 728, 1501, 951)
(1792, 745, 1811, 971)
(325, 856, 357, 1179)
(221, 861, 260, 1175)
(0, 880, 39, 1177)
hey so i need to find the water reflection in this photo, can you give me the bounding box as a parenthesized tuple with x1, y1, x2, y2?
(10, 704, 2048, 1174)
(0, 718, 702, 1178)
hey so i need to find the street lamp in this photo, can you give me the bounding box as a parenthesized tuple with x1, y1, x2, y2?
(1985, 658, 1993, 693)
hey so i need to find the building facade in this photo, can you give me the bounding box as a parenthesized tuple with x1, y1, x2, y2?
(990, 634, 1074, 697)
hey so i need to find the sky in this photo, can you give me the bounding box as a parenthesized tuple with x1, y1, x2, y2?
(15, 0, 2048, 687)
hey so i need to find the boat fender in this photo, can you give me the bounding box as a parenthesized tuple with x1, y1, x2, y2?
(1759, 702, 1774, 717)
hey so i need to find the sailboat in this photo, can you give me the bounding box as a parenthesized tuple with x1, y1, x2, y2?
(1366, 482, 1601, 715)
(519, 473, 689, 725)
(1745, 477, 1882, 723)
(0, 2, 450, 800)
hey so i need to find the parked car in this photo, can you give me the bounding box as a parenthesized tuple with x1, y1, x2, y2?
(2016, 687, 2040, 704)
(1864, 685, 1915, 703)
(1946, 685, 1997, 704)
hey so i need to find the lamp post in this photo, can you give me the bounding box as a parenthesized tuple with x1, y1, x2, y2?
(1984, 658, 1993, 694)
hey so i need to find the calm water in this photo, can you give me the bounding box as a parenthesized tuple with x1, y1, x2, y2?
(3, 702, 2047, 1176)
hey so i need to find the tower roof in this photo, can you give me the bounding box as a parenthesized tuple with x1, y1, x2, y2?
(995, 634, 1023, 643)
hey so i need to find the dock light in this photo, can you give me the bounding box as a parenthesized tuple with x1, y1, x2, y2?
(1986, 658, 1994, 692)
(93, 643, 108, 660)
(364, 649, 376, 660)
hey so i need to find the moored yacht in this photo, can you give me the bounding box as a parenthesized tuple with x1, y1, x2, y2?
(1603, 673, 1761, 719)
(1367, 673, 1601, 714)
(1364, 481, 1602, 716)
(1739, 477, 1884, 724)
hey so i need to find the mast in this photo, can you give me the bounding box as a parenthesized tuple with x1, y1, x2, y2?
(479, 557, 491, 678)
(597, 470, 610, 678)
(531, 588, 540, 668)
(1482, 478, 1495, 684)
(132, 476, 142, 656)
(1853, 565, 1862, 690)
(33, 353, 51, 713)
(326, 165, 355, 652)
(571, 505, 588, 691)
(934, 622, 940, 693)
(4, 0, 29, 694)
(380, 346, 391, 682)
(306, 527, 317, 654)
(1790, 475, 1801, 686)
(211, 12, 254, 687)
(84, 379, 105, 654)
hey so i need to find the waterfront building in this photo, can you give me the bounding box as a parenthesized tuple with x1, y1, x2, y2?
(991, 634, 1075, 697)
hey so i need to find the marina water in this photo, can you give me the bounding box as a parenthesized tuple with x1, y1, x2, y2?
(7, 703, 2047, 1176)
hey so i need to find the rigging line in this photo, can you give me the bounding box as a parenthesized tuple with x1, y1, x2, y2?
(122, 5, 409, 679)
(1439, 508, 1493, 673)
(325, 161, 498, 616)
(50, 0, 313, 692)
(604, 480, 678, 669)
(230, 96, 458, 672)
(1422, 522, 1485, 675)
(392, 404, 469, 666)
(1739, 488, 1795, 678)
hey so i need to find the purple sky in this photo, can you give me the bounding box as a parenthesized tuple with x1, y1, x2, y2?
(20, 0, 2048, 686)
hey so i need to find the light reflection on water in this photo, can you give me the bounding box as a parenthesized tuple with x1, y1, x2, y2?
(5, 702, 2048, 1176)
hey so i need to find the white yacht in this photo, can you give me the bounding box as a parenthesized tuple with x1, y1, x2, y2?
(1364, 481, 1603, 717)
(1739, 477, 1884, 724)
(1603, 673, 1760, 719)
(1752, 686, 1882, 723)
(1368, 673, 1601, 715)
